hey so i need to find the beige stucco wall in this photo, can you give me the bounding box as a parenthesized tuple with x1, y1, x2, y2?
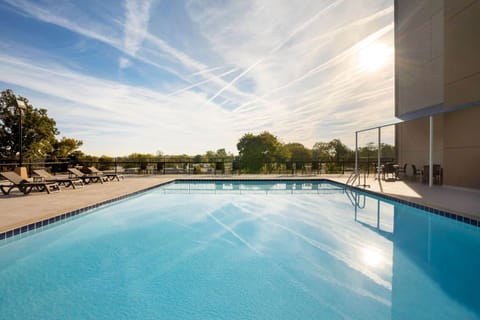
(395, 0, 444, 116)
(443, 106, 480, 188)
(396, 108, 480, 189)
(395, 0, 480, 189)
(396, 115, 444, 176)
(444, 0, 480, 107)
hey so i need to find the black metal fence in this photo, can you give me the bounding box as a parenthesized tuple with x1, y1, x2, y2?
(0, 157, 395, 176)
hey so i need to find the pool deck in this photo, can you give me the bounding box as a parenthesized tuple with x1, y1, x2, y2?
(0, 174, 479, 234)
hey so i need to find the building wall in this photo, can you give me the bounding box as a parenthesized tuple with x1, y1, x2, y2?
(395, 0, 480, 189)
(443, 106, 480, 188)
(395, 0, 444, 116)
(396, 115, 444, 176)
(442, 0, 480, 188)
(444, 0, 480, 107)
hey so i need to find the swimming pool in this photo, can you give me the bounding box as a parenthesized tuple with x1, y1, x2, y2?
(0, 180, 479, 319)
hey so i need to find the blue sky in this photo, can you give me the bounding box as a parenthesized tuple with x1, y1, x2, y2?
(0, 0, 394, 156)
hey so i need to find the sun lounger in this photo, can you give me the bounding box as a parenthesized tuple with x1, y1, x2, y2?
(67, 168, 107, 184)
(87, 167, 124, 181)
(33, 169, 84, 189)
(0, 171, 60, 195)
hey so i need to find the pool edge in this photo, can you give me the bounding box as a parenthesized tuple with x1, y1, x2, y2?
(0, 180, 175, 241)
(0, 178, 478, 241)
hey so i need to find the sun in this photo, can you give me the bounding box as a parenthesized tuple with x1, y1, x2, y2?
(359, 43, 392, 71)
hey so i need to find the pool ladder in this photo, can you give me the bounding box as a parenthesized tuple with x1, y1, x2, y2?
(346, 172, 360, 186)
(345, 170, 368, 209)
(346, 170, 370, 188)
(345, 188, 366, 209)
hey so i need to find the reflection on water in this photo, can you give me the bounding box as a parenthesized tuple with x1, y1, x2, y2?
(160, 180, 344, 194)
(362, 246, 384, 268)
(162, 181, 480, 319)
(0, 181, 478, 319)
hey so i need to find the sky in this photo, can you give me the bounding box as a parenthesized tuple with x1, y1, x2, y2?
(0, 0, 395, 156)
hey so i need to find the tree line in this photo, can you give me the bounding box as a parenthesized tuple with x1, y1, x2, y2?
(1, 89, 395, 173)
(235, 132, 395, 173)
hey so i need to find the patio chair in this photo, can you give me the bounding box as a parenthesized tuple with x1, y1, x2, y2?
(411, 164, 423, 182)
(0, 171, 60, 195)
(396, 163, 407, 179)
(67, 168, 107, 184)
(423, 164, 444, 185)
(433, 164, 443, 185)
(33, 169, 84, 189)
(87, 167, 124, 181)
(382, 163, 396, 180)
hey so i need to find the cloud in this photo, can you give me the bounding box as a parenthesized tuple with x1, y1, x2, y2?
(3, 0, 258, 103)
(185, 0, 395, 146)
(0, 0, 396, 154)
(123, 0, 153, 56)
(118, 57, 131, 69)
(0, 52, 239, 154)
(3, 0, 121, 48)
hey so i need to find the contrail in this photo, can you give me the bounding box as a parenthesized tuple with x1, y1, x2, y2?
(291, 6, 394, 51)
(191, 65, 231, 76)
(166, 67, 240, 97)
(232, 23, 393, 114)
(206, 211, 262, 255)
(206, 0, 344, 104)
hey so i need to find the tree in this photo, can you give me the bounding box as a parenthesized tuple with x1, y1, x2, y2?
(193, 154, 202, 162)
(1, 89, 58, 160)
(205, 150, 217, 161)
(357, 142, 396, 160)
(98, 155, 114, 171)
(312, 139, 352, 161)
(0, 89, 82, 161)
(284, 143, 312, 162)
(328, 139, 353, 161)
(50, 137, 83, 160)
(312, 142, 332, 160)
(380, 143, 396, 159)
(120, 153, 155, 170)
(215, 148, 228, 160)
(202, 148, 233, 162)
(67, 150, 85, 164)
(237, 131, 283, 173)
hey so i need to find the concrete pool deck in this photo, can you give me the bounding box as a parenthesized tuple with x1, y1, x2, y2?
(0, 174, 479, 234)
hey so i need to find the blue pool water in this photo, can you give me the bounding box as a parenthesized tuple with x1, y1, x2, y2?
(0, 180, 479, 319)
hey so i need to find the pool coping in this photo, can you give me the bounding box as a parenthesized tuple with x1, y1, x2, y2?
(1, 178, 478, 241)
(0, 180, 174, 241)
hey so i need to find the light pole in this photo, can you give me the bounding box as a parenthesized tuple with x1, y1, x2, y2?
(15, 99, 27, 167)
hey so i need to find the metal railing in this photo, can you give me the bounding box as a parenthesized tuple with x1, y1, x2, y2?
(0, 157, 395, 176)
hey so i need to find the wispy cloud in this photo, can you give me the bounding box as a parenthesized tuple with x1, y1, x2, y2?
(0, 52, 238, 155)
(3, 0, 256, 102)
(3, 0, 121, 48)
(123, 0, 153, 56)
(118, 57, 131, 69)
(0, 0, 395, 154)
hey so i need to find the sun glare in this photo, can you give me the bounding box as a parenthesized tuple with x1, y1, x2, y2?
(359, 44, 392, 72)
(362, 247, 383, 268)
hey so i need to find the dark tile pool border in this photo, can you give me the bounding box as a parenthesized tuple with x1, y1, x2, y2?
(326, 179, 479, 228)
(175, 178, 480, 228)
(0, 178, 478, 241)
(0, 180, 175, 242)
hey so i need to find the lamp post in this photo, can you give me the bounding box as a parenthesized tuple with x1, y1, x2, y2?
(14, 99, 27, 167)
